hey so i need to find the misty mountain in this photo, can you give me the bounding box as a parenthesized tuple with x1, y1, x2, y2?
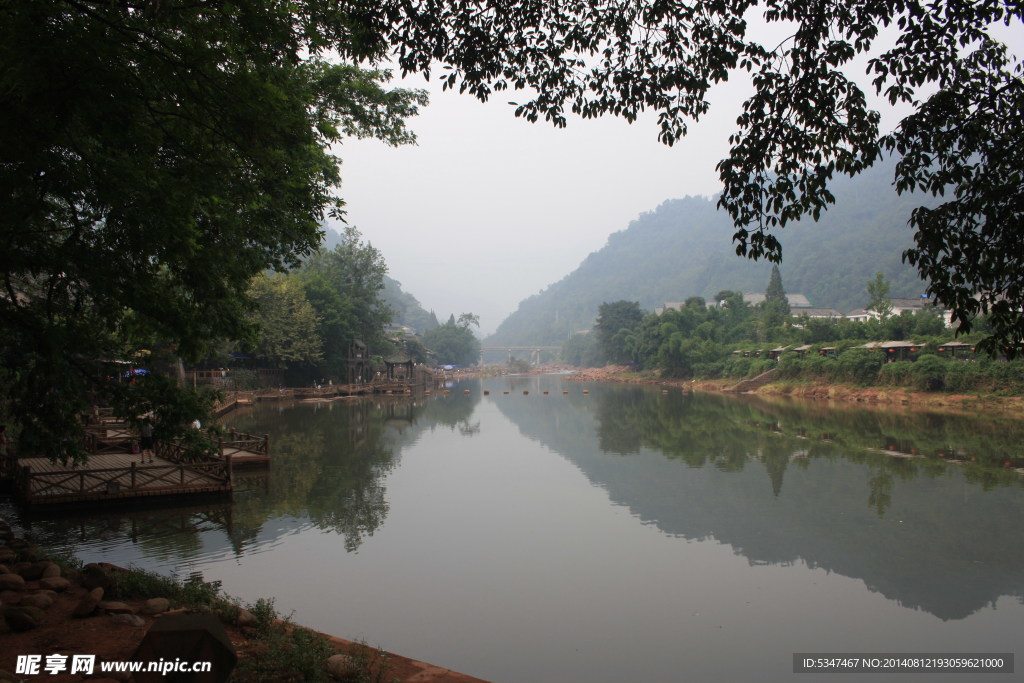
(486, 159, 930, 347)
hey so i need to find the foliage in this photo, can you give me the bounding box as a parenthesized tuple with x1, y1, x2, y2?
(233, 599, 336, 683)
(508, 357, 531, 374)
(561, 332, 604, 367)
(0, 1, 426, 459)
(762, 265, 791, 328)
(564, 286, 1024, 395)
(421, 315, 481, 366)
(292, 227, 393, 374)
(106, 566, 221, 606)
(246, 274, 324, 366)
(595, 301, 646, 363)
(866, 272, 893, 320)
(434, 1, 1021, 350)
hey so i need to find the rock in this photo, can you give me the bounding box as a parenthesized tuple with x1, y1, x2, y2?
(0, 573, 25, 591)
(81, 563, 114, 591)
(326, 654, 356, 680)
(99, 601, 134, 614)
(0, 668, 18, 683)
(19, 593, 53, 609)
(16, 562, 46, 581)
(10, 562, 31, 576)
(3, 605, 45, 631)
(39, 576, 71, 592)
(41, 563, 62, 579)
(139, 597, 169, 615)
(0, 590, 20, 605)
(73, 587, 104, 617)
(110, 613, 146, 627)
(234, 607, 258, 628)
(0, 550, 14, 563)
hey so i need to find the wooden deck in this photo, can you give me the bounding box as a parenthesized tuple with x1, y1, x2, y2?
(215, 430, 270, 469)
(13, 452, 232, 506)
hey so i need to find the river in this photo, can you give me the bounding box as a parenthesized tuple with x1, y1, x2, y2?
(8, 375, 1024, 682)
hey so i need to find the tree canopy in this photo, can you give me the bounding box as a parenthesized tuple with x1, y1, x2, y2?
(421, 313, 481, 365)
(359, 0, 1022, 352)
(4, 0, 1022, 456)
(0, 1, 425, 458)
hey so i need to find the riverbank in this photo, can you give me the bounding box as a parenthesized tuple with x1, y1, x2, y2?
(564, 365, 1024, 416)
(0, 520, 488, 683)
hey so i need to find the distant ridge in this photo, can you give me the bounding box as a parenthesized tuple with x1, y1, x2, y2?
(486, 159, 928, 347)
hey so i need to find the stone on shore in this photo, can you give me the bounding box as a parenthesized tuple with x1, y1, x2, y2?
(100, 601, 134, 614)
(4, 605, 46, 631)
(39, 576, 71, 592)
(0, 573, 25, 591)
(81, 563, 114, 590)
(74, 587, 105, 617)
(140, 597, 169, 615)
(110, 613, 146, 627)
(20, 593, 54, 609)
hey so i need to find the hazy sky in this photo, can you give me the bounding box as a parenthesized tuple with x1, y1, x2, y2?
(329, 18, 1021, 337)
(332, 73, 747, 336)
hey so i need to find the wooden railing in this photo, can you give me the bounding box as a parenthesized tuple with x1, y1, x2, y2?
(219, 429, 269, 457)
(83, 427, 135, 454)
(18, 460, 231, 502)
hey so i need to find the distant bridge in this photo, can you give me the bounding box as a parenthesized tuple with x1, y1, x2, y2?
(479, 346, 561, 364)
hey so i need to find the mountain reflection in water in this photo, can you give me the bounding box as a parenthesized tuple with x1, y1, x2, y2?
(9, 377, 1023, 682)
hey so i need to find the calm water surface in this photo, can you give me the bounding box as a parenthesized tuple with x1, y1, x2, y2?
(8, 376, 1024, 682)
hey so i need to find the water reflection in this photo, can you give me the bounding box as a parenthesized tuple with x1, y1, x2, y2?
(12, 380, 1024, 632)
(492, 382, 1024, 621)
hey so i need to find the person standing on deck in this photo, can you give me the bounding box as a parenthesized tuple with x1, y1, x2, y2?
(139, 419, 154, 463)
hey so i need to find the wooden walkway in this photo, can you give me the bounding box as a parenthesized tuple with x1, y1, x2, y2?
(13, 452, 232, 506)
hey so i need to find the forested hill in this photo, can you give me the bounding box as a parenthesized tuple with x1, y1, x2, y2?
(486, 159, 929, 347)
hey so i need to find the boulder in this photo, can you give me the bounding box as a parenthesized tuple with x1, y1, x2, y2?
(73, 587, 104, 618)
(41, 563, 62, 579)
(81, 563, 114, 590)
(0, 573, 25, 591)
(234, 607, 257, 628)
(139, 597, 169, 615)
(100, 601, 134, 614)
(3, 605, 45, 631)
(19, 593, 54, 609)
(16, 562, 45, 581)
(39, 576, 71, 592)
(110, 613, 146, 627)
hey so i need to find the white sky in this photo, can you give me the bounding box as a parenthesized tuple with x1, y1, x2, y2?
(329, 17, 1021, 337)
(331, 76, 746, 335)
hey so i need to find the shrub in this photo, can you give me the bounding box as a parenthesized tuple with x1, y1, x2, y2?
(909, 354, 946, 391)
(879, 361, 913, 387)
(837, 348, 884, 385)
